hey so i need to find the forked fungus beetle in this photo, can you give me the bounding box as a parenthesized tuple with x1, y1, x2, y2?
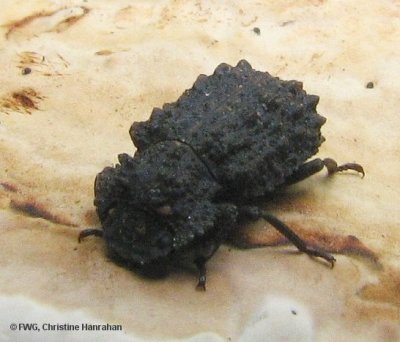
(79, 60, 364, 290)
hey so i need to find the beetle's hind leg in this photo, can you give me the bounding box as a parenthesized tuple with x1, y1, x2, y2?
(237, 207, 335, 267)
(261, 212, 335, 267)
(284, 158, 364, 186)
(322, 158, 365, 178)
(78, 228, 103, 242)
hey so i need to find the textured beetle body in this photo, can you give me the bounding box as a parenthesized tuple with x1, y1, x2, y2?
(94, 140, 237, 276)
(131, 60, 325, 199)
(81, 60, 363, 288)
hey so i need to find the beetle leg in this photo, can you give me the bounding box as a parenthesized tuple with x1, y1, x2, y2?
(261, 213, 335, 268)
(194, 259, 207, 291)
(78, 228, 103, 243)
(284, 159, 324, 185)
(284, 158, 364, 186)
(236, 206, 335, 267)
(322, 158, 365, 178)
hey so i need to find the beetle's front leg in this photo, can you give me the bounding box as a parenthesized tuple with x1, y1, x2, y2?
(194, 258, 207, 291)
(78, 228, 103, 242)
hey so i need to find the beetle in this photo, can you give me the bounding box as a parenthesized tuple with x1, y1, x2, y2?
(79, 60, 364, 290)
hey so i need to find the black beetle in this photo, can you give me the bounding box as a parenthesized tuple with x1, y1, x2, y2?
(79, 60, 364, 290)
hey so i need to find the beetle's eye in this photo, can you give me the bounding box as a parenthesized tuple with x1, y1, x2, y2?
(155, 205, 173, 216)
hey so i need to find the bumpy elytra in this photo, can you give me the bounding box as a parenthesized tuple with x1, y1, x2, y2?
(79, 60, 364, 290)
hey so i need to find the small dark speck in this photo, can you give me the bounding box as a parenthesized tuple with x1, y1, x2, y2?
(291, 309, 297, 315)
(253, 27, 261, 35)
(280, 20, 295, 27)
(366, 81, 374, 89)
(22, 67, 32, 75)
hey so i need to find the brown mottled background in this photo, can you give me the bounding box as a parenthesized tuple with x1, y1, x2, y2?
(0, 1, 399, 341)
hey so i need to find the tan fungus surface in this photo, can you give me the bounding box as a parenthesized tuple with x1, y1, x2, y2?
(0, 1, 400, 341)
